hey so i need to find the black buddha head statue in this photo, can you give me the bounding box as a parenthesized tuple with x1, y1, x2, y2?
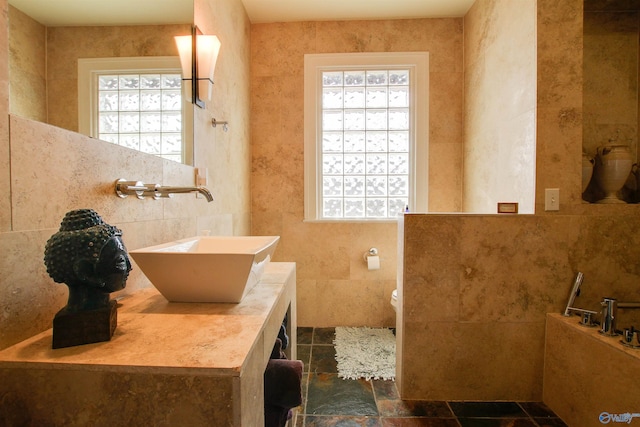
(44, 209, 132, 313)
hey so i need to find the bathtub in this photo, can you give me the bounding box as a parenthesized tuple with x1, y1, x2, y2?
(543, 313, 640, 427)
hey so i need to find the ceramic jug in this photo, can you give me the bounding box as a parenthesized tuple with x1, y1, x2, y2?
(594, 144, 633, 203)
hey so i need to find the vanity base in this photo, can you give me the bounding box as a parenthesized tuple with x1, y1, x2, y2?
(0, 366, 242, 426)
(0, 262, 297, 427)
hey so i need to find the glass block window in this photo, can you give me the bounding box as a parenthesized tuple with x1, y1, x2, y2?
(96, 73, 183, 163)
(320, 69, 411, 219)
(304, 53, 429, 221)
(78, 57, 192, 165)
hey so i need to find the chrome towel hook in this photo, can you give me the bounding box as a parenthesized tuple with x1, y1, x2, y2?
(211, 118, 229, 132)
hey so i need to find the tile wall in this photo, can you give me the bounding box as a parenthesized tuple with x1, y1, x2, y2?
(463, 0, 537, 213)
(0, 1, 11, 233)
(250, 18, 464, 327)
(397, 0, 640, 402)
(398, 212, 640, 401)
(8, 6, 46, 122)
(583, 6, 639, 161)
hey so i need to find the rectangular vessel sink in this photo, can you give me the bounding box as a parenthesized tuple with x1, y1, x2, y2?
(129, 236, 280, 303)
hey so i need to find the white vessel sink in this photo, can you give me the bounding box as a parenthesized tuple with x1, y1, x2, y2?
(129, 236, 280, 303)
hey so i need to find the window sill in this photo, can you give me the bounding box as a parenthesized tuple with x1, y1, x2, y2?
(303, 218, 400, 224)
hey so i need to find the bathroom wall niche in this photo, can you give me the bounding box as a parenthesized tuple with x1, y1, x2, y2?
(582, 0, 640, 202)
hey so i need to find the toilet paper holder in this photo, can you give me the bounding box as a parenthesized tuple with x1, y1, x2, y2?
(364, 248, 380, 270)
(363, 247, 378, 261)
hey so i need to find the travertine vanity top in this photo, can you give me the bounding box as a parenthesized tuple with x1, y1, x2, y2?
(0, 262, 296, 376)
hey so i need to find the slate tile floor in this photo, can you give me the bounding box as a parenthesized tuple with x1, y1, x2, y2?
(292, 327, 567, 427)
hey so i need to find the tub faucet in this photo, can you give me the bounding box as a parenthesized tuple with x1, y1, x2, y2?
(599, 299, 640, 337)
(153, 186, 214, 202)
(563, 272, 584, 316)
(562, 272, 597, 325)
(600, 297, 618, 336)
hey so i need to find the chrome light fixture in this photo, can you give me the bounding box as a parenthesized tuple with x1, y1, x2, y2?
(175, 26, 221, 108)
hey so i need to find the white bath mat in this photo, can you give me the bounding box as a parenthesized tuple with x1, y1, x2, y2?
(333, 326, 396, 381)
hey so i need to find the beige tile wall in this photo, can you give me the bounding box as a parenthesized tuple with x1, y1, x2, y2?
(536, 0, 585, 212)
(8, 6, 46, 122)
(583, 9, 639, 161)
(0, 0, 10, 233)
(0, 0, 252, 350)
(250, 18, 464, 327)
(398, 0, 640, 402)
(194, 0, 253, 235)
(399, 212, 640, 401)
(463, 0, 537, 213)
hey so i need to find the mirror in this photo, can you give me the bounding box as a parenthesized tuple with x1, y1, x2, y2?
(7, 0, 195, 165)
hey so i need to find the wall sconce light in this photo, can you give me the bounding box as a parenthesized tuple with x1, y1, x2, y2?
(175, 26, 221, 109)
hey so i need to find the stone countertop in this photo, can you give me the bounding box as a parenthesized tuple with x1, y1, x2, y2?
(0, 262, 296, 376)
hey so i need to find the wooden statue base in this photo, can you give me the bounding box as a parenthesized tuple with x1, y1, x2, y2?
(52, 300, 117, 349)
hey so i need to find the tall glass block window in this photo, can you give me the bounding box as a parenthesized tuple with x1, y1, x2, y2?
(320, 69, 411, 219)
(97, 73, 183, 163)
(304, 53, 428, 221)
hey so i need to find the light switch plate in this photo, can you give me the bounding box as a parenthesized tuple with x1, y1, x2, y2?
(545, 188, 560, 211)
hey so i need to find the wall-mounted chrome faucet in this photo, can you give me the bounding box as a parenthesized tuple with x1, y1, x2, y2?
(114, 180, 148, 199)
(115, 179, 214, 202)
(152, 185, 214, 202)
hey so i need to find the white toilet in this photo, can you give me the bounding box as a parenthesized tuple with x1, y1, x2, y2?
(390, 289, 398, 312)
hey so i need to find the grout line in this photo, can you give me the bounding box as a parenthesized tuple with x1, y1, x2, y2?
(302, 344, 311, 416)
(445, 401, 460, 425)
(517, 401, 530, 419)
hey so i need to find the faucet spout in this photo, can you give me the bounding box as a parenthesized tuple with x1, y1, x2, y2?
(618, 302, 640, 309)
(600, 297, 618, 336)
(154, 186, 214, 202)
